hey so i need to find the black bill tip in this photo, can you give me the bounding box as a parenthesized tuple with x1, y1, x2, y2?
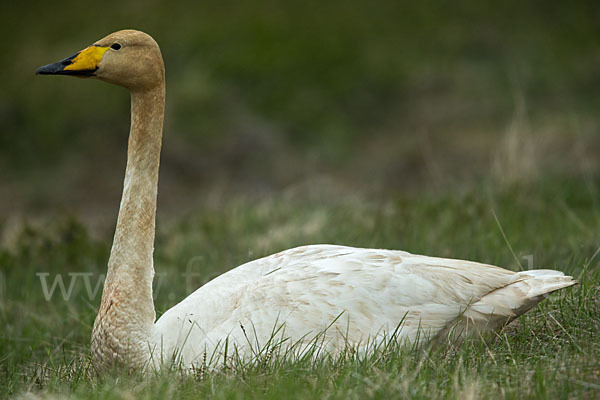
(36, 62, 64, 75)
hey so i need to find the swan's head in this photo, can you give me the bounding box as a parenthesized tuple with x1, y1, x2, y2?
(36, 30, 164, 91)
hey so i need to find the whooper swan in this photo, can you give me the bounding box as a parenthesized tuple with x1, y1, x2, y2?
(36, 30, 576, 371)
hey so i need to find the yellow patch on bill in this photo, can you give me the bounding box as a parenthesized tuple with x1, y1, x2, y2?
(64, 45, 109, 71)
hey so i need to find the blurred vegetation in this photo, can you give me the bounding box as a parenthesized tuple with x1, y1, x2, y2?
(1, 0, 600, 221)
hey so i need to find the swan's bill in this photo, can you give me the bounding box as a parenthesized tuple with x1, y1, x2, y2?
(35, 45, 109, 76)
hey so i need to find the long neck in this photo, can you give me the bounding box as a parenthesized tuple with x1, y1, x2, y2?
(110, 86, 165, 286)
(92, 84, 165, 369)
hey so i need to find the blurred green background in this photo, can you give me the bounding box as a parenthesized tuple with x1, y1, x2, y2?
(1, 0, 599, 231)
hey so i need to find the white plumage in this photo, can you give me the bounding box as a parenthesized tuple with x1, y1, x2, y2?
(154, 244, 575, 366)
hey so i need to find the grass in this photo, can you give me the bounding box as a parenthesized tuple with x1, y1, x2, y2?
(1, 176, 599, 399)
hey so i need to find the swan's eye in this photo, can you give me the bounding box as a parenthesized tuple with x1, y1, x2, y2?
(111, 43, 122, 50)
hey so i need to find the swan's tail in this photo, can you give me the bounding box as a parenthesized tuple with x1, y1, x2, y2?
(512, 269, 578, 303)
(439, 269, 577, 342)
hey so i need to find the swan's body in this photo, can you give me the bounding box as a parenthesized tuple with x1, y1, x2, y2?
(36, 30, 576, 371)
(155, 244, 574, 367)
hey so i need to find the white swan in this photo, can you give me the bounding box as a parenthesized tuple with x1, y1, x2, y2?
(36, 30, 576, 371)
